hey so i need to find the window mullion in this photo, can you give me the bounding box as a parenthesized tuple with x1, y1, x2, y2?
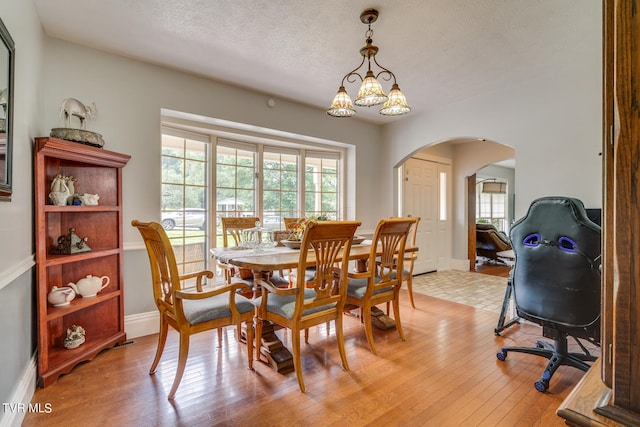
(256, 145, 264, 219)
(299, 149, 306, 217)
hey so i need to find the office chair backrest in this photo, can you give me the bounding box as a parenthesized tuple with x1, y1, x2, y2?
(510, 197, 601, 328)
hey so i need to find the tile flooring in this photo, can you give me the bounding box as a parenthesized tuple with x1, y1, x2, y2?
(411, 270, 510, 314)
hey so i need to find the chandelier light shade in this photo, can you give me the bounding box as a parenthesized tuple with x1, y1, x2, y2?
(355, 70, 388, 106)
(327, 8, 411, 118)
(327, 86, 356, 117)
(380, 83, 411, 115)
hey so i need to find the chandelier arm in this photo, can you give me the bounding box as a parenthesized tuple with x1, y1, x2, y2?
(340, 56, 367, 86)
(372, 56, 397, 84)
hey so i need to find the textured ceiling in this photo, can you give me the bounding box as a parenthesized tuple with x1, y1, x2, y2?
(33, 0, 599, 124)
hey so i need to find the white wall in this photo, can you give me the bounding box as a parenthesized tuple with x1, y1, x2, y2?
(40, 38, 385, 316)
(383, 3, 602, 262)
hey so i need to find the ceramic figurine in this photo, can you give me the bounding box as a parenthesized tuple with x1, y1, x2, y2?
(59, 98, 96, 129)
(63, 325, 86, 349)
(51, 228, 91, 255)
(49, 174, 72, 206)
(65, 175, 77, 204)
(78, 193, 100, 206)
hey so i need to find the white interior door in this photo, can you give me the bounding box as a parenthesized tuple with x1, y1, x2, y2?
(403, 158, 438, 273)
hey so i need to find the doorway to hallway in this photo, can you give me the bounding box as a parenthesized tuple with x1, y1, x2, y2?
(402, 157, 451, 273)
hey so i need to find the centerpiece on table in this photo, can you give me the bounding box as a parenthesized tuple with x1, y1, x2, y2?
(280, 215, 366, 248)
(281, 215, 329, 249)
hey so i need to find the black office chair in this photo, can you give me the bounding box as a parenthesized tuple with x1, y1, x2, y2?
(496, 197, 601, 392)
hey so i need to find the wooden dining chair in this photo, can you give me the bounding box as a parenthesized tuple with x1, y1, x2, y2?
(346, 218, 414, 355)
(399, 217, 421, 308)
(253, 220, 361, 392)
(218, 216, 260, 283)
(283, 217, 317, 287)
(220, 216, 289, 288)
(132, 220, 254, 400)
(283, 217, 302, 231)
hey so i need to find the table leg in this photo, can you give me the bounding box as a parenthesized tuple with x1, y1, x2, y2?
(249, 271, 294, 374)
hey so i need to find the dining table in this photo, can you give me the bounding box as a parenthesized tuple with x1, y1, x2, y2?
(210, 240, 418, 373)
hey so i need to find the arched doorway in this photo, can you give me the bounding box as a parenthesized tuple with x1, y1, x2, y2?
(399, 138, 515, 272)
(467, 159, 515, 272)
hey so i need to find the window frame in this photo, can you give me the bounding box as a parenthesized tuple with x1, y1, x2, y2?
(476, 181, 508, 232)
(161, 127, 210, 274)
(213, 137, 343, 238)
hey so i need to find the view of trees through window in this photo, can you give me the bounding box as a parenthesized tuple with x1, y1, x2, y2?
(215, 143, 256, 221)
(305, 155, 338, 219)
(162, 133, 342, 262)
(215, 142, 340, 234)
(262, 150, 298, 227)
(161, 133, 208, 275)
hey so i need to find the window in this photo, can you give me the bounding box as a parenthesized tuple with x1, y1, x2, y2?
(215, 141, 256, 218)
(213, 141, 341, 237)
(439, 171, 447, 221)
(476, 181, 507, 232)
(304, 152, 339, 220)
(161, 128, 343, 250)
(263, 148, 299, 229)
(161, 132, 209, 274)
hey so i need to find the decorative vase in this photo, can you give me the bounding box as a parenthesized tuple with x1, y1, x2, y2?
(49, 191, 70, 206)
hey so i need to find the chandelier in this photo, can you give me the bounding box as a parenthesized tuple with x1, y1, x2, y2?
(327, 8, 411, 118)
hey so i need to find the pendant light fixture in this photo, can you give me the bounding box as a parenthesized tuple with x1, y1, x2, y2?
(327, 8, 411, 118)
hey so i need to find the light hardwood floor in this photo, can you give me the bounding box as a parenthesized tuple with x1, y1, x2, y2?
(23, 286, 597, 426)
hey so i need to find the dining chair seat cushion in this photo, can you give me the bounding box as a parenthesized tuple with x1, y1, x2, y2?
(231, 273, 289, 288)
(254, 288, 336, 320)
(347, 276, 395, 300)
(182, 293, 254, 326)
(287, 268, 317, 283)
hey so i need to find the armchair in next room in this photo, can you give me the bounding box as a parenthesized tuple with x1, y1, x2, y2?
(476, 223, 512, 263)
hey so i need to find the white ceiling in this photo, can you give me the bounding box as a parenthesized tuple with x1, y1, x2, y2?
(34, 1, 596, 125)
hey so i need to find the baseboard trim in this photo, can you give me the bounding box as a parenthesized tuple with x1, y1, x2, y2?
(124, 311, 159, 339)
(0, 353, 37, 427)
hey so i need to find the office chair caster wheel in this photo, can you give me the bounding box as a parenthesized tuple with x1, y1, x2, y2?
(496, 351, 507, 361)
(534, 379, 549, 392)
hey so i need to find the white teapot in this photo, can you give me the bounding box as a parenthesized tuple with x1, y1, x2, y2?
(47, 286, 76, 306)
(68, 275, 110, 298)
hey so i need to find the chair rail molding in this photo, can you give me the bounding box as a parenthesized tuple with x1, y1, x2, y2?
(0, 255, 35, 292)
